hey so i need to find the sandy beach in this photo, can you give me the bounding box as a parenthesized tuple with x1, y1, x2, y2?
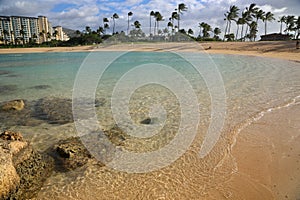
(0, 41, 299, 62)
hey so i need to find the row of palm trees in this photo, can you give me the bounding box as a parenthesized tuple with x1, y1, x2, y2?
(223, 3, 300, 41)
(0, 27, 59, 46)
(95, 3, 299, 42)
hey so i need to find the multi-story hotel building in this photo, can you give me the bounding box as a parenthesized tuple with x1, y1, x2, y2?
(0, 15, 69, 44)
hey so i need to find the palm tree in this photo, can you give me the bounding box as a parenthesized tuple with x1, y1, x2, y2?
(149, 11, 155, 36)
(167, 21, 173, 33)
(199, 22, 206, 38)
(177, 3, 188, 31)
(254, 9, 265, 40)
(285, 15, 296, 35)
(295, 16, 300, 39)
(188, 28, 193, 36)
(244, 3, 258, 40)
(127, 11, 133, 35)
(200, 22, 212, 38)
(19, 29, 25, 45)
(97, 26, 104, 35)
(3, 29, 9, 45)
(263, 11, 275, 35)
(249, 21, 258, 41)
(224, 5, 239, 40)
(32, 33, 38, 43)
(154, 11, 163, 35)
(39, 31, 45, 43)
(133, 20, 141, 29)
(103, 17, 109, 34)
(53, 30, 58, 40)
(213, 27, 221, 40)
(85, 26, 91, 34)
(47, 32, 51, 41)
(171, 11, 179, 32)
(278, 16, 287, 34)
(112, 13, 119, 34)
(235, 18, 244, 40)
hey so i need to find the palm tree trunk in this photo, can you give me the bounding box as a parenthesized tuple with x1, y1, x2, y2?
(223, 20, 229, 41)
(127, 16, 130, 35)
(228, 21, 231, 34)
(177, 13, 180, 31)
(280, 22, 282, 34)
(113, 18, 115, 34)
(265, 21, 267, 35)
(236, 25, 239, 41)
(241, 24, 244, 41)
(149, 15, 152, 36)
(245, 24, 249, 41)
(154, 21, 157, 36)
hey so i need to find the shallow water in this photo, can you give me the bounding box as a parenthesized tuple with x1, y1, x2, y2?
(0, 50, 299, 199)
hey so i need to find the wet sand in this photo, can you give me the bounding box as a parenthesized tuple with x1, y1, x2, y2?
(229, 102, 300, 199)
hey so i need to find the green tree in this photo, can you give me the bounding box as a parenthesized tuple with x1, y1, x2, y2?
(177, 3, 188, 31)
(213, 27, 221, 40)
(127, 11, 133, 35)
(112, 13, 119, 34)
(263, 11, 275, 35)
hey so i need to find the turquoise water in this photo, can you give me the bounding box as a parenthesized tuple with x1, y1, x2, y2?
(0, 51, 300, 199)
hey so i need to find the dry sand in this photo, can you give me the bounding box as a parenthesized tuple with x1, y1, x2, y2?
(0, 41, 299, 61)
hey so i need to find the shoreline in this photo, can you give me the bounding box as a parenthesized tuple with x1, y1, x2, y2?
(0, 41, 299, 62)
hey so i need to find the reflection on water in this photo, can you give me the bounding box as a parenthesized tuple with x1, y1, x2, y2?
(0, 51, 299, 199)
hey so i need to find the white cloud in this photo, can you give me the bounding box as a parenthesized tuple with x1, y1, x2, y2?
(0, 0, 299, 37)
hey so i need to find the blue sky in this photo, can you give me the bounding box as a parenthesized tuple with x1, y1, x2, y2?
(0, 0, 299, 37)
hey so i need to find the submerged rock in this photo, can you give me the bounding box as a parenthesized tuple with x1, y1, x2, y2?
(50, 125, 127, 171)
(51, 137, 93, 171)
(0, 85, 17, 94)
(1, 99, 25, 111)
(30, 85, 51, 90)
(34, 97, 73, 124)
(140, 117, 152, 125)
(0, 100, 39, 127)
(0, 70, 11, 76)
(0, 131, 54, 199)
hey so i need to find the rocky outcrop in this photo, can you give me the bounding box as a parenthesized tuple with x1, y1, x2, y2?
(50, 125, 128, 171)
(0, 131, 54, 199)
(1, 99, 25, 111)
(52, 137, 94, 171)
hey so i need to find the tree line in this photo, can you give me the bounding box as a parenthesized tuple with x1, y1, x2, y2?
(1, 3, 299, 47)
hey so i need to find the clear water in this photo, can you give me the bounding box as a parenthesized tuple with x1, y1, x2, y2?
(0, 51, 299, 199)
